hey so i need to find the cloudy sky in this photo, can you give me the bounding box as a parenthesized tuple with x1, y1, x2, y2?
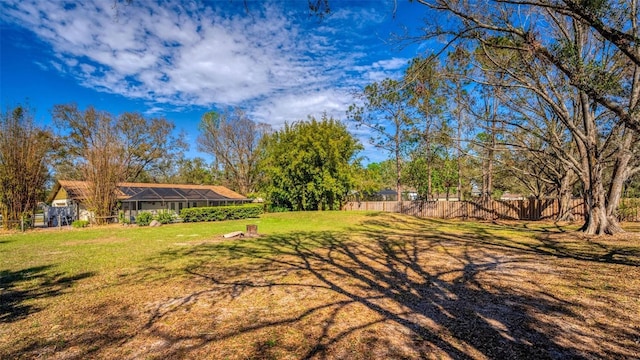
(1, 0, 432, 162)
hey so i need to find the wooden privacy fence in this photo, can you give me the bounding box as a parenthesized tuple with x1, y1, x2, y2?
(343, 198, 640, 222)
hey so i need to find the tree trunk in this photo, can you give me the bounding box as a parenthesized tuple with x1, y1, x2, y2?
(556, 169, 576, 222)
(456, 91, 464, 201)
(481, 96, 497, 200)
(606, 133, 633, 220)
(395, 147, 402, 203)
(457, 122, 463, 201)
(487, 100, 496, 199)
(427, 161, 432, 200)
(580, 185, 624, 235)
(577, 89, 624, 235)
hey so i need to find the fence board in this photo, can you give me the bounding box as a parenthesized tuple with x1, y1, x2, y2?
(343, 199, 639, 222)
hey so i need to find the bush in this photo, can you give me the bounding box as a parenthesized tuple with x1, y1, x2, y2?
(118, 211, 130, 225)
(156, 210, 174, 224)
(618, 198, 640, 221)
(266, 205, 289, 213)
(180, 204, 263, 223)
(72, 220, 90, 228)
(136, 212, 154, 226)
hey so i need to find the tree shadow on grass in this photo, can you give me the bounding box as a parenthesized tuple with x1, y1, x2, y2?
(125, 216, 639, 359)
(473, 224, 639, 267)
(374, 215, 640, 267)
(0, 265, 94, 323)
(18, 214, 638, 359)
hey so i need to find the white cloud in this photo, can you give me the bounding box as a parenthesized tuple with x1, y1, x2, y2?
(2, 0, 412, 134)
(79, 63, 95, 75)
(372, 57, 408, 70)
(251, 88, 353, 127)
(32, 61, 47, 71)
(144, 106, 165, 116)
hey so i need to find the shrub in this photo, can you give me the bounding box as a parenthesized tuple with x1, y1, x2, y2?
(136, 212, 154, 226)
(180, 204, 263, 223)
(118, 211, 130, 225)
(618, 198, 640, 221)
(156, 210, 174, 224)
(266, 205, 289, 213)
(72, 220, 90, 228)
(22, 215, 33, 228)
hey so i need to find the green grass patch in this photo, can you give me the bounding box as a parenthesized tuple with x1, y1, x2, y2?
(1, 212, 639, 359)
(0, 212, 369, 278)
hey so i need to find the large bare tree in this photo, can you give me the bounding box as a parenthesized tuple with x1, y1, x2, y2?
(197, 107, 271, 195)
(411, 0, 639, 234)
(53, 105, 125, 224)
(53, 104, 182, 224)
(414, 0, 639, 131)
(0, 105, 53, 230)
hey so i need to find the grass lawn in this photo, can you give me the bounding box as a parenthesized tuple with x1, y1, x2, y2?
(1, 212, 639, 359)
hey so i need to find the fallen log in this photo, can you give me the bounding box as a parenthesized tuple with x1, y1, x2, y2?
(222, 231, 244, 238)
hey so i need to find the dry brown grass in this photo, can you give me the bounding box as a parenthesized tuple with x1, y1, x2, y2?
(2, 212, 639, 359)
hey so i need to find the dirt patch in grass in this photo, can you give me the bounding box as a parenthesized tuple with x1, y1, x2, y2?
(2, 213, 639, 359)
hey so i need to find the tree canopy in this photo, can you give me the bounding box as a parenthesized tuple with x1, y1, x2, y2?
(260, 114, 362, 211)
(52, 103, 183, 224)
(0, 105, 54, 229)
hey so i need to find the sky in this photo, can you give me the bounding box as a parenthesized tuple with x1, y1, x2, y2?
(0, 0, 434, 163)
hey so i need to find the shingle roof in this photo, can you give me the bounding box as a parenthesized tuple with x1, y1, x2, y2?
(48, 180, 247, 203)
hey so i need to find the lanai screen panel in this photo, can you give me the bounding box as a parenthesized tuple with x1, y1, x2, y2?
(119, 185, 149, 198)
(181, 188, 227, 200)
(122, 186, 231, 202)
(125, 188, 183, 201)
(153, 187, 189, 200)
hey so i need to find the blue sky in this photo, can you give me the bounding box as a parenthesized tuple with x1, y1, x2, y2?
(1, 0, 433, 162)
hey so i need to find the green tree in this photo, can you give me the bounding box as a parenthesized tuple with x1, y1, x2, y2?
(260, 114, 362, 211)
(352, 161, 397, 200)
(175, 157, 217, 185)
(444, 46, 473, 200)
(405, 56, 449, 200)
(0, 105, 54, 229)
(403, 148, 458, 200)
(347, 78, 416, 202)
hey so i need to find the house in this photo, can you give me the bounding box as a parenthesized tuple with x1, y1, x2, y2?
(47, 180, 250, 222)
(375, 188, 400, 201)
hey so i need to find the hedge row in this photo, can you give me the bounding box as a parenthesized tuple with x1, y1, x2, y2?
(180, 204, 263, 223)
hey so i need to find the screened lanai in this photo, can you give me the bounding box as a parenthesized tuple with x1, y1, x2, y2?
(118, 183, 251, 219)
(48, 180, 250, 222)
(121, 185, 232, 203)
